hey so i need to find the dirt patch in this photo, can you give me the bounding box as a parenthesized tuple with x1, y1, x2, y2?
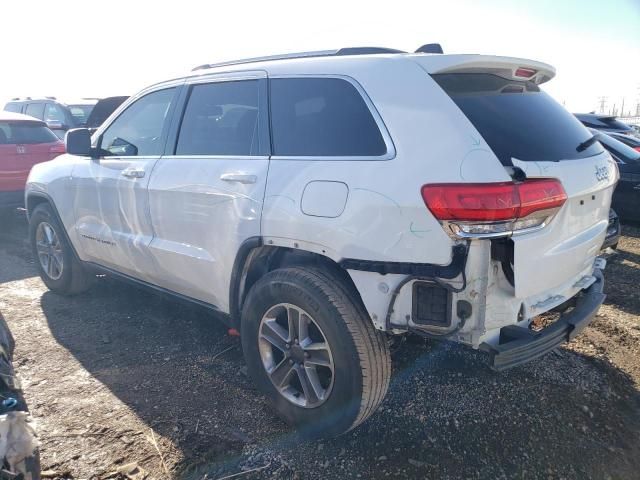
(0, 211, 639, 479)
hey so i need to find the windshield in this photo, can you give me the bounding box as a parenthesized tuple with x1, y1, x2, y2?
(433, 73, 604, 165)
(68, 104, 95, 126)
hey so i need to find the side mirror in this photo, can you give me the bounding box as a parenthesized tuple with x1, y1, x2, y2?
(65, 128, 93, 156)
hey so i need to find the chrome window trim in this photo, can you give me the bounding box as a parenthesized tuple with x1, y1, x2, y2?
(160, 155, 269, 161)
(268, 74, 396, 161)
(185, 70, 268, 86)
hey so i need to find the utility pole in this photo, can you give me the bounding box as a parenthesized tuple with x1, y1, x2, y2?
(597, 96, 608, 114)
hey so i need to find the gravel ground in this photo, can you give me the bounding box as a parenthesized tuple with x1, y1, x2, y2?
(0, 210, 639, 479)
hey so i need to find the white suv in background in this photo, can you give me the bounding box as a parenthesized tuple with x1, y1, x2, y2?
(25, 46, 616, 437)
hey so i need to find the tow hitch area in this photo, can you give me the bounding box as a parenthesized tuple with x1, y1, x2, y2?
(481, 269, 605, 371)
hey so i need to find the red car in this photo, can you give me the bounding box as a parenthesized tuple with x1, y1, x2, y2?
(0, 112, 65, 209)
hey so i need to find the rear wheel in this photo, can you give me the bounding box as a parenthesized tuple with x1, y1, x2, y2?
(241, 267, 391, 438)
(28, 203, 93, 295)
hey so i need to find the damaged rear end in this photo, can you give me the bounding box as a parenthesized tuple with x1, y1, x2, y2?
(404, 55, 617, 369)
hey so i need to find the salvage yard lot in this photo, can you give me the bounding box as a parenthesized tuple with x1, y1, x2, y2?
(0, 212, 639, 480)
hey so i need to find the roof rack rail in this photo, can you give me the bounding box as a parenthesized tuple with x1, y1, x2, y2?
(192, 46, 406, 72)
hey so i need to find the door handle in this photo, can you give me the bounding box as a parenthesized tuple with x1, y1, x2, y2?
(121, 168, 145, 179)
(220, 173, 257, 184)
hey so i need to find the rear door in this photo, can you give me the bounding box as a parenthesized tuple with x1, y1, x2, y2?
(72, 86, 179, 281)
(431, 69, 616, 299)
(146, 71, 270, 310)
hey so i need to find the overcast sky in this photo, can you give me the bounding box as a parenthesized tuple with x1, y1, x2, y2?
(2, 0, 639, 114)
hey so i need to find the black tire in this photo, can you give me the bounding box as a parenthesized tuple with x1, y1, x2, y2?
(241, 266, 391, 438)
(28, 203, 93, 295)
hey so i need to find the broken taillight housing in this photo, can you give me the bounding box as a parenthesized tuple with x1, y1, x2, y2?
(421, 179, 567, 238)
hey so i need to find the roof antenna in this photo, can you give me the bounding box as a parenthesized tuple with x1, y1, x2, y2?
(415, 43, 443, 54)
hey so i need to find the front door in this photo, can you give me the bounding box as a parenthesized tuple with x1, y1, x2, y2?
(146, 73, 270, 311)
(72, 86, 179, 282)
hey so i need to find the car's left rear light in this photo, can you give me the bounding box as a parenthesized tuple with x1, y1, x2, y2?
(421, 179, 567, 238)
(49, 143, 66, 158)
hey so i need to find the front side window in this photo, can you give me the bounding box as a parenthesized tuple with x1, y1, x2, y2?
(176, 80, 266, 156)
(68, 105, 94, 126)
(44, 104, 66, 124)
(270, 77, 387, 157)
(25, 103, 44, 120)
(101, 88, 175, 156)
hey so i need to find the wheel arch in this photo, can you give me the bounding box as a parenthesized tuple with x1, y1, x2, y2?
(26, 192, 81, 261)
(25, 192, 51, 220)
(229, 238, 367, 329)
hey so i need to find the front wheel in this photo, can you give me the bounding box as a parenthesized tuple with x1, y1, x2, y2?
(28, 203, 93, 295)
(241, 267, 391, 438)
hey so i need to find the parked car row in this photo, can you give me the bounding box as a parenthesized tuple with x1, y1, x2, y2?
(1, 96, 128, 213)
(4, 96, 128, 139)
(588, 128, 640, 223)
(0, 112, 65, 209)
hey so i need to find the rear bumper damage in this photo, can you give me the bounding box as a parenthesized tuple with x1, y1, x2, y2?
(480, 269, 605, 371)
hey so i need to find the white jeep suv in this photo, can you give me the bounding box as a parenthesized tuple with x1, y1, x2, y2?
(25, 46, 616, 437)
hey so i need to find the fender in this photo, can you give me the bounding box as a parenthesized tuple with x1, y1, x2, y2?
(25, 191, 82, 262)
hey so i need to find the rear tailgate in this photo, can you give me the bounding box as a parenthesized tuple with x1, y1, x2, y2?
(511, 153, 616, 298)
(414, 54, 615, 300)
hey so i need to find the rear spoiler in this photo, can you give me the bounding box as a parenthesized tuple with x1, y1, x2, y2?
(411, 54, 556, 85)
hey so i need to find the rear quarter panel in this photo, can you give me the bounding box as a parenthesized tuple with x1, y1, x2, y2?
(262, 57, 511, 265)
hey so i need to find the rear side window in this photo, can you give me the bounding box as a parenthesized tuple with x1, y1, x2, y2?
(25, 103, 45, 120)
(4, 103, 22, 113)
(270, 77, 387, 157)
(176, 80, 267, 156)
(0, 121, 59, 144)
(434, 73, 604, 164)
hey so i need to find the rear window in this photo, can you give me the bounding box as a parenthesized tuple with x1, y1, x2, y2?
(609, 133, 640, 148)
(433, 73, 603, 164)
(270, 77, 387, 157)
(0, 121, 59, 144)
(4, 103, 21, 113)
(595, 132, 640, 164)
(580, 116, 633, 132)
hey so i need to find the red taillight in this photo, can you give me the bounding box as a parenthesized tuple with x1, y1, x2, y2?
(49, 142, 66, 158)
(514, 67, 537, 78)
(421, 182, 519, 222)
(516, 179, 567, 218)
(421, 179, 567, 237)
(634, 146, 640, 153)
